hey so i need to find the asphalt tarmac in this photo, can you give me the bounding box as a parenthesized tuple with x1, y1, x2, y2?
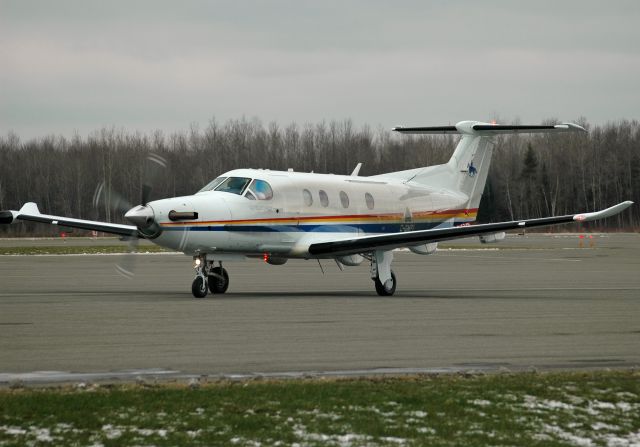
(1, 234, 639, 384)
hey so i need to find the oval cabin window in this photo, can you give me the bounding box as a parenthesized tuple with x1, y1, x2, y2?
(303, 189, 313, 206)
(365, 192, 375, 210)
(339, 191, 349, 208)
(319, 190, 329, 207)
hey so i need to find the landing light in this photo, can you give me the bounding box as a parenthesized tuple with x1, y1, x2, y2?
(194, 258, 202, 268)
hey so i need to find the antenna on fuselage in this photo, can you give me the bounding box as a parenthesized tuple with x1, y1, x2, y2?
(350, 163, 362, 176)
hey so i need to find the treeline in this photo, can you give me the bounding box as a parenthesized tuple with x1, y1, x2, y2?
(0, 117, 638, 236)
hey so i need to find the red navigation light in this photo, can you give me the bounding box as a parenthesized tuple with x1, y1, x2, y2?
(263, 253, 269, 263)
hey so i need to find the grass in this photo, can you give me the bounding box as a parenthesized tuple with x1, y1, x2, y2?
(1, 371, 639, 446)
(0, 245, 174, 255)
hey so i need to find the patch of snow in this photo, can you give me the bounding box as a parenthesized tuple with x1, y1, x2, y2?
(591, 401, 616, 410)
(101, 424, 122, 440)
(541, 423, 595, 447)
(470, 399, 491, 407)
(293, 423, 373, 446)
(592, 422, 620, 431)
(33, 427, 54, 442)
(416, 427, 436, 435)
(0, 425, 27, 435)
(380, 436, 407, 445)
(523, 395, 575, 411)
(604, 430, 640, 447)
(186, 429, 202, 438)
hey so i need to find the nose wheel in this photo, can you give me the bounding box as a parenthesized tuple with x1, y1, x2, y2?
(192, 256, 229, 298)
(192, 276, 208, 298)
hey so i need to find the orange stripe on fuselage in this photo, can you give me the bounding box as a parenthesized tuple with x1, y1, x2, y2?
(160, 208, 478, 227)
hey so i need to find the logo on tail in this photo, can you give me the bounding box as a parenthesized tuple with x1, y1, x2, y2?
(467, 161, 478, 177)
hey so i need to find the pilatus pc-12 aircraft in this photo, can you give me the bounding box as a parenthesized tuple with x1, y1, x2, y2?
(0, 121, 633, 297)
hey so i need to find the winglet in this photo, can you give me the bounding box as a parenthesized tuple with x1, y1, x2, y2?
(19, 202, 41, 215)
(573, 201, 634, 222)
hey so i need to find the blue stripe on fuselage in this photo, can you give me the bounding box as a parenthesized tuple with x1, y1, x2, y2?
(160, 221, 470, 233)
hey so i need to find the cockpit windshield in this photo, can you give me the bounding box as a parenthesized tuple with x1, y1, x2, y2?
(215, 177, 252, 195)
(198, 176, 271, 198)
(198, 177, 227, 193)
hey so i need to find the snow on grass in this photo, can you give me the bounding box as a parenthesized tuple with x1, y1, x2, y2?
(1, 371, 638, 446)
(470, 399, 491, 407)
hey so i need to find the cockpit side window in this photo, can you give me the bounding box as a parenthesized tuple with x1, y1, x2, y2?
(215, 177, 251, 195)
(198, 176, 227, 193)
(247, 179, 273, 200)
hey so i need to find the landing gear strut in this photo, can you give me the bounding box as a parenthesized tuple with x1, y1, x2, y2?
(370, 249, 397, 296)
(192, 255, 230, 298)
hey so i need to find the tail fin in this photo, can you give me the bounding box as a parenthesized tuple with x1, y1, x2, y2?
(390, 120, 586, 211)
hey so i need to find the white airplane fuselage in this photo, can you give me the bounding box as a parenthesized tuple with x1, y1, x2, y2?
(147, 168, 474, 259)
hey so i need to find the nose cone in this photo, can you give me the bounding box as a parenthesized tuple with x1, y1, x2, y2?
(124, 204, 155, 227)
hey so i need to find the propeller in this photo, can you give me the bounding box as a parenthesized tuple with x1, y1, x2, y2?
(93, 152, 168, 278)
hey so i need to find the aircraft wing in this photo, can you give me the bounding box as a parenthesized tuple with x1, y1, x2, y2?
(308, 201, 633, 257)
(0, 202, 138, 237)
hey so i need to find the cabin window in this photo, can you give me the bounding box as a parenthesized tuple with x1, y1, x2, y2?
(303, 189, 313, 206)
(365, 192, 375, 210)
(198, 176, 227, 192)
(319, 190, 329, 207)
(247, 179, 273, 200)
(215, 177, 251, 195)
(340, 191, 349, 208)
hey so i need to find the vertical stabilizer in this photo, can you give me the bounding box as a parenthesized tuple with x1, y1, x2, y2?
(389, 120, 586, 212)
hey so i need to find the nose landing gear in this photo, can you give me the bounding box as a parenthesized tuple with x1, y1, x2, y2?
(192, 255, 229, 298)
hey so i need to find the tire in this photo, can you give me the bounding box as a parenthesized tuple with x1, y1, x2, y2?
(374, 270, 397, 296)
(208, 267, 229, 294)
(191, 276, 208, 298)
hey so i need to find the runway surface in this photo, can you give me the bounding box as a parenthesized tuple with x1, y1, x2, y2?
(1, 234, 639, 384)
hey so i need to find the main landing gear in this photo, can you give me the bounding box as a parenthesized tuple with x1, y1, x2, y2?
(370, 249, 397, 296)
(192, 255, 229, 298)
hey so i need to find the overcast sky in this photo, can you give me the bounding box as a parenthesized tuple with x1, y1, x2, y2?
(2, 0, 639, 139)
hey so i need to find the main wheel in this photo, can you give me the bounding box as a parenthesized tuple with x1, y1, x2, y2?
(374, 270, 397, 296)
(208, 267, 229, 294)
(192, 276, 208, 298)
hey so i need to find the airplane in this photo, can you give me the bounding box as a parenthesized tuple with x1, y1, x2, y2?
(0, 120, 633, 298)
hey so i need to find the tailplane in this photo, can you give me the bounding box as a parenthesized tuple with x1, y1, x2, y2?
(387, 120, 586, 211)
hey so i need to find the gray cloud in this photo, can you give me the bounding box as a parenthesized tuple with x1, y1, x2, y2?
(1, 0, 639, 139)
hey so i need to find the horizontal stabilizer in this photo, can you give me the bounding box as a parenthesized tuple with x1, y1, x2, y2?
(393, 121, 586, 135)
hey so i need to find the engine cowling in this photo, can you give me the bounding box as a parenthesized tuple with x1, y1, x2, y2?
(336, 254, 364, 266)
(479, 232, 506, 244)
(409, 242, 438, 255)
